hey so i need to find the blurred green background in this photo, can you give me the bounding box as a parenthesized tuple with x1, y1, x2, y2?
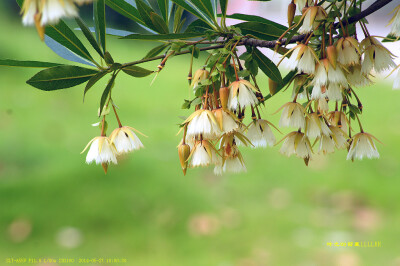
(1, 1, 400, 266)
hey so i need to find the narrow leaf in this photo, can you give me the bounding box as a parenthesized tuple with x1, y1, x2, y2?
(105, 0, 145, 25)
(84, 70, 109, 100)
(253, 48, 282, 83)
(235, 22, 285, 41)
(75, 17, 104, 58)
(225, 13, 287, 30)
(122, 66, 154, 77)
(220, 0, 228, 17)
(0, 59, 62, 68)
(94, 0, 107, 53)
(122, 32, 204, 40)
(27, 66, 99, 91)
(143, 44, 169, 59)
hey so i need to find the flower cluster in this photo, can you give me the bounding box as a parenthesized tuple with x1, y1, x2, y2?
(81, 105, 145, 174)
(178, 67, 277, 175)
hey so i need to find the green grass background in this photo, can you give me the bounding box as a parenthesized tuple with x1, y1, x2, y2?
(0, 3, 400, 266)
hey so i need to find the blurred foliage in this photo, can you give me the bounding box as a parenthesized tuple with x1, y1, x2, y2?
(0, 1, 400, 265)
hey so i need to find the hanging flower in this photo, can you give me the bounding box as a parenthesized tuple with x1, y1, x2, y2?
(278, 102, 306, 130)
(191, 69, 209, 90)
(299, 6, 327, 34)
(81, 136, 118, 165)
(287, 44, 319, 74)
(328, 111, 349, 134)
(212, 108, 239, 133)
(326, 83, 344, 102)
(188, 140, 219, 167)
(388, 5, 400, 37)
(346, 65, 372, 87)
(347, 132, 380, 160)
(279, 131, 313, 160)
(228, 79, 259, 110)
(222, 144, 246, 174)
(109, 126, 145, 154)
(247, 119, 276, 148)
(318, 134, 336, 154)
(329, 126, 349, 150)
(361, 37, 396, 74)
(305, 113, 331, 139)
(336, 37, 361, 66)
(184, 109, 221, 139)
(295, 0, 313, 12)
(317, 98, 329, 114)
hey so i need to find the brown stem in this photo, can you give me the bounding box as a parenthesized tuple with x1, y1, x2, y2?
(112, 104, 123, 128)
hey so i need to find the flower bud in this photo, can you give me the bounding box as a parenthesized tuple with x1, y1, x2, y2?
(269, 78, 278, 96)
(288, 2, 296, 26)
(219, 86, 230, 110)
(178, 143, 191, 175)
(327, 45, 337, 69)
(102, 163, 108, 174)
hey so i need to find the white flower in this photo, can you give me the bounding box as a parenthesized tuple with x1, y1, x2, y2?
(389, 5, 400, 37)
(222, 145, 246, 173)
(299, 6, 326, 34)
(346, 65, 372, 87)
(329, 126, 348, 149)
(22, 0, 80, 26)
(295, 0, 313, 12)
(213, 109, 239, 133)
(82, 136, 118, 165)
(185, 109, 221, 139)
(311, 84, 327, 100)
(347, 132, 380, 160)
(317, 98, 329, 114)
(361, 37, 396, 74)
(280, 131, 313, 159)
(313, 59, 347, 87)
(228, 80, 259, 110)
(318, 134, 336, 154)
(328, 111, 349, 134)
(189, 140, 219, 167)
(394, 69, 400, 90)
(278, 102, 306, 130)
(109, 126, 145, 154)
(247, 119, 276, 148)
(326, 83, 343, 102)
(191, 69, 209, 90)
(305, 113, 331, 139)
(287, 44, 318, 74)
(336, 37, 361, 66)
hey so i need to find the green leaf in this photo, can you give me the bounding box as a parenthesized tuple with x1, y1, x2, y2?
(84, 70, 109, 101)
(220, 0, 228, 17)
(171, 0, 215, 28)
(45, 20, 94, 63)
(94, 0, 107, 54)
(75, 18, 104, 58)
(100, 74, 117, 116)
(122, 66, 154, 77)
(122, 32, 205, 40)
(143, 44, 170, 59)
(150, 12, 169, 34)
(185, 19, 213, 33)
(157, 0, 170, 22)
(189, 0, 215, 21)
(136, 0, 162, 33)
(105, 0, 145, 25)
(0, 59, 62, 68)
(264, 70, 297, 100)
(225, 13, 287, 30)
(253, 48, 282, 83)
(27, 66, 99, 91)
(235, 22, 285, 41)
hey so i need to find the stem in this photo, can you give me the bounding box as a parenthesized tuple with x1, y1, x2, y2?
(112, 104, 123, 128)
(100, 116, 106, 137)
(355, 113, 364, 133)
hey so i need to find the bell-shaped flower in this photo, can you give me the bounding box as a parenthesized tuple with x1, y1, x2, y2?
(299, 6, 327, 34)
(228, 79, 259, 110)
(336, 37, 361, 66)
(82, 136, 118, 165)
(279, 131, 313, 160)
(109, 126, 145, 154)
(278, 102, 306, 130)
(347, 132, 380, 160)
(361, 37, 396, 74)
(184, 109, 221, 139)
(287, 44, 319, 74)
(246, 119, 277, 148)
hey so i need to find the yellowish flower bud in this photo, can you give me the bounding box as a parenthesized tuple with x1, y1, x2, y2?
(178, 143, 191, 175)
(219, 86, 229, 110)
(327, 45, 337, 69)
(288, 2, 296, 26)
(268, 78, 278, 96)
